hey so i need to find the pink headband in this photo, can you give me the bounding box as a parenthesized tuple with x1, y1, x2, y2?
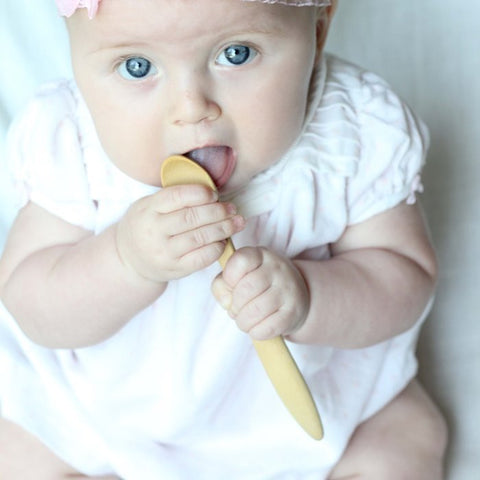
(56, 0, 99, 18)
(55, 0, 331, 19)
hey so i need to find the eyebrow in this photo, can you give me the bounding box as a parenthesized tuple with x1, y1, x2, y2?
(88, 9, 288, 58)
(105, 26, 280, 50)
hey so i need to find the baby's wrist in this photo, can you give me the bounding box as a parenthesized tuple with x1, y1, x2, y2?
(111, 224, 169, 290)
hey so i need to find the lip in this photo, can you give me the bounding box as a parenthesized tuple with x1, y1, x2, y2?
(183, 145, 236, 190)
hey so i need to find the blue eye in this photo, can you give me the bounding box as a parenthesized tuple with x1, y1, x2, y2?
(118, 57, 157, 80)
(217, 45, 256, 66)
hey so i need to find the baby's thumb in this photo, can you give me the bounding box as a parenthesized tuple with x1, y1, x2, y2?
(211, 274, 233, 310)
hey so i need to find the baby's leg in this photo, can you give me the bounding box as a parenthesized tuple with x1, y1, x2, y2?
(0, 417, 118, 479)
(329, 379, 448, 480)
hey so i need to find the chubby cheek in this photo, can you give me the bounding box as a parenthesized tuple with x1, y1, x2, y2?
(90, 104, 165, 185)
(239, 75, 310, 178)
(75, 72, 164, 184)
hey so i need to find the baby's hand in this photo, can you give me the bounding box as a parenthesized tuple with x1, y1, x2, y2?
(211, 247, 310, 340)
(115, 185, 245, 283)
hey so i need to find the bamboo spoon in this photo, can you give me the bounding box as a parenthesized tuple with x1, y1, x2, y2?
(161, 155, 323, 440)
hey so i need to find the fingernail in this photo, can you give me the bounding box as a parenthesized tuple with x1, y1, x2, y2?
(233, 215, 246, 229)
(226, 203, 237, 215)
(219, 294, 232, 310)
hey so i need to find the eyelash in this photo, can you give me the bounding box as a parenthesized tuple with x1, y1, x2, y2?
(114, 42, 260, 82)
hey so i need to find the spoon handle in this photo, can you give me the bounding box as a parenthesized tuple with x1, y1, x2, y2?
(161, 155, 323, 439)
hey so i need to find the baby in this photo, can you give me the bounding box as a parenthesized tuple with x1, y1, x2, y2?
(0, 0, 447, 478)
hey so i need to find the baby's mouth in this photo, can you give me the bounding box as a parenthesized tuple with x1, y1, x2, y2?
(184, 146, 235, 189)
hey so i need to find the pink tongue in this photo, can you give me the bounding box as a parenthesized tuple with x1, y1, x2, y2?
(186, 146, 231, 186)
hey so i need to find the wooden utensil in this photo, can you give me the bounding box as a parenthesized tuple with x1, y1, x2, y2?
(161, 155, 323, 439)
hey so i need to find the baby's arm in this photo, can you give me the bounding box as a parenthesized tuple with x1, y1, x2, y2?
(0, 185, 243, 348)
(212, 201, 436, 348)
(290, 201, 436, 347)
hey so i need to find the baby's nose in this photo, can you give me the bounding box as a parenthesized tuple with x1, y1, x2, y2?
(168, 76, 221, 126)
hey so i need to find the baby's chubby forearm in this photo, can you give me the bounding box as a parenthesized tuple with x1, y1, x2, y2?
(1, 224, 167, 348)
(0, 186, 244, 349)
(288, 203, 438, 348)
(288, 248, 437, 348)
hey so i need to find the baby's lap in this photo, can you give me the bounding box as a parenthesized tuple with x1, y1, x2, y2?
(1, 381, 444, 479)
(0, 417, 122, 479)
(0, 416, 78, 478)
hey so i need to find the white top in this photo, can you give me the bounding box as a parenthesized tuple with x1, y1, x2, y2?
(0, 55, 429, 479)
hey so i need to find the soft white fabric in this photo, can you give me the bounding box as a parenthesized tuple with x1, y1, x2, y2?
(0, 55, 427, 478)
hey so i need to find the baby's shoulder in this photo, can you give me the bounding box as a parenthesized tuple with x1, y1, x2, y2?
(7, 79, 82, 154)
(23, 79, 79, 120)
(318, 54, 427, 145)
(7, 79, 85, 161)
(323, 54, 396, 103)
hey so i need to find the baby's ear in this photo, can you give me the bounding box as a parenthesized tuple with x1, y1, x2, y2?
(315, 3, 337, 57)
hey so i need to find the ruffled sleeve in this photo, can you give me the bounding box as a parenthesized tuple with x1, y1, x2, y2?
(225, 55, 430, 258)
(345, 67, 429, 224)
(6, 81, 97, 230)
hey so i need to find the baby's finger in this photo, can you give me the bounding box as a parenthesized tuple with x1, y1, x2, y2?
(211, 274, 233, 310)
(233, 290, 283, 337)
(228, 267, 271, 316)
(248, 310, 293, 340)
(163, 201, 238, 235)
(153, 184, 219, 213)
(169, 215, 245, 258)
(222, 246, 264, 287)
(177, 241, 231, 274)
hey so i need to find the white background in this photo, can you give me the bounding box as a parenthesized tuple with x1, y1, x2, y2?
(327, 2, 480, 477)
(1, 0, 479, 477)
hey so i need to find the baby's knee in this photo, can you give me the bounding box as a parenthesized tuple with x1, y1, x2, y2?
(399, 380, 448, 459)
(329, 379, 448, 480)
(373, 380, 448, 479)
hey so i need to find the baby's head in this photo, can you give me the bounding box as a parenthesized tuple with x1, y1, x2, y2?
(60, 0, 336, 192)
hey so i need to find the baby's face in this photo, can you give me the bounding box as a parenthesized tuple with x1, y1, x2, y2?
(67, 0, 322, 193)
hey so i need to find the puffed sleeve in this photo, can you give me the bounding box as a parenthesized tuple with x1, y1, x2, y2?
(346, 70, 429, 225)
(6, 81, 97, 230)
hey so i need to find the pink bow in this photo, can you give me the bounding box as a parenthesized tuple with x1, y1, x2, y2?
(55, 0, 101, 19)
